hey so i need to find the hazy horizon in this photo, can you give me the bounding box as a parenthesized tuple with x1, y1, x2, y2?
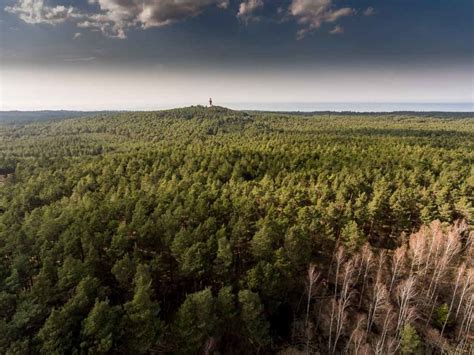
(1, 102, 473, 113)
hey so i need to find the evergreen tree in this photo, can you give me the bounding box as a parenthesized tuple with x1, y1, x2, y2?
(238, 290, 269, 349)
(400, 324, 421, 354)
(174, 288, 217, 353)
(122, 265, 161, 353)
(81, 299, 120, 353)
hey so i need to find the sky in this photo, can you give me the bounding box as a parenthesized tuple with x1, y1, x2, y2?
(0, 0, 473, 111)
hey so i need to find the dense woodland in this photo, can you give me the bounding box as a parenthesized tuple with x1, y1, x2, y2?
(0, 106, 473, 354)
(0, 111, 111, 124)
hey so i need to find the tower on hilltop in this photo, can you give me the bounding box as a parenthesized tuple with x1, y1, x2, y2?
(209, 98, 213, 107)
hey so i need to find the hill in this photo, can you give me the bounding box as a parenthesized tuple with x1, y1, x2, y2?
(0, 108, 473, 354)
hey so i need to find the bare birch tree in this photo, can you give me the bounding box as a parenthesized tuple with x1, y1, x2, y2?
(374, 306, 396, 355)
(454, 268, 473, 320)
(346, 314, 366, 354)
(358, 244, 373, 308)
(305, 263, 320, 353)
(457, 293, 473, 343)
(440, 263, 466, 337)
(396, 278, 417, 335)
(408, 229, 426, 276)
(426, 228, 461, 302)
(389, 245, 406, 294)
(329, 246, 345, 352)
(330, 259, 355, 354)
(366, 280, 388, 336)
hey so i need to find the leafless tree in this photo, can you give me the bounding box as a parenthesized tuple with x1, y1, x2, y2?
(389, 245, 406, 294)
(366, 280, 388, 336)
(424, 294, 438, 329)
(346, 314, 366, 354)
(422, 221, 443, 279)
(396, 277, 417, 335)
(329, 246, 345, 353)
(330, 259, 355, 354)
(454, 340, 474, 355)
(298, 220, 472, 353)
(441, 263, 466, 337)
(358, 244, 374, 308)
(424, 327, 447, 353)
(385, 336, 398, 355)
(352, 252, 363, 286)
(305, 263, 320, 353)
(375, 250, 386, 283)
(426, 228, 461, 302)
(454, 268, 473, 320)
(408, 229, 426, 276)
(374, 306, 395, 355)
(334, 246, 345, 297)
(457, 293, 473, 343)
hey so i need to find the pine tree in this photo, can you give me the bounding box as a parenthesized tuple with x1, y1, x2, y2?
(122, 265, 161, 353)
(400, 324, 421, 354)
(175, 288, 217, 353)
(238, 290, 269, 349)
(341, 220, 365, 253)
(81, 299, 120, 353)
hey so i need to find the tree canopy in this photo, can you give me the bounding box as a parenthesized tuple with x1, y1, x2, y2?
(0, 107, 473, 353)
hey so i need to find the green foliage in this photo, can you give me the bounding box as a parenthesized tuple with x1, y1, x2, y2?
(81, 299, 120, 354)
(111, 253, 135, 290)
(0, 108, 472, 353)
(216, 286, 237, 322)
(174, 288, 217, 353)
(37, 277, 99, 354)
(434, 303, 451, 329)
(400, 324, 421, 354)
(122, 265, 161, 353)
(215, 227, 233, 272)
(341, 220, 365, 253)
(251, 223, 275, 260)
(238, 290, 270, 348)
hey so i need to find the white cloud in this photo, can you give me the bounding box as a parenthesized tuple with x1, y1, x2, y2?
(329, 25, 343, 34)
(364, 7, 375, 16)
(237, 0, 264, 23)
(5, 0, 367, 40)
(73, 32, 82, 39)
(289, 0, 354, 39)
(5, 0, 79, 25)
(86, 0, 229, 35)
(5, 0, 230, 38)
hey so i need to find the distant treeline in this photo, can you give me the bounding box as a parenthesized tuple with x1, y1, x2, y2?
(0, 111, 113, 124)
(2, 108, 472, 124)
(251, 110, 474, 119)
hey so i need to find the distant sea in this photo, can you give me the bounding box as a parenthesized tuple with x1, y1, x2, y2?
(223, 102, 474, 112)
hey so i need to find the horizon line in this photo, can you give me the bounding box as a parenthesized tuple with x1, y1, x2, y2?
(1, 102, 473, 114)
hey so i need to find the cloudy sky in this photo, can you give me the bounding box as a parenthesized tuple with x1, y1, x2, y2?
(0, 0, 473, 110)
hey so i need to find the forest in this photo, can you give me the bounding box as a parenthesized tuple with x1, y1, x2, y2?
(0, 106, 473, 354)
